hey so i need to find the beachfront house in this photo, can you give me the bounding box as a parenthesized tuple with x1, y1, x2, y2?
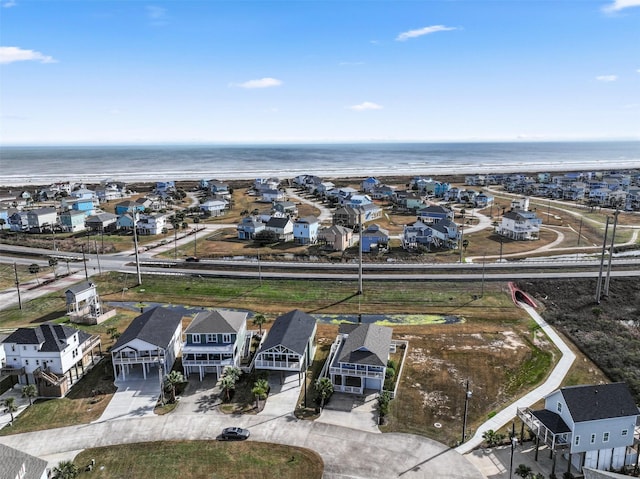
(293, 216, 319, 245)
(115, 200, 146, 216)
(255, 310, 317, 373)
(260, 188, 286, 203)
(59, 210, 87, 233)
(517, 383, 640, 474)
(182, 309, 248, 380)
(318, 225, 354, 251)
(361, 177, 380, 193)
(329, 323, 393, 395)
(360, 224, 389, 253)
(417, 205, 454, 224)
(25, 207, 58, 233)
(1, 323, 102, 397)
(111, 307, 183, 381)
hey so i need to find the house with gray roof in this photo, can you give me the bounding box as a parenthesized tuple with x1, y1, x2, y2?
(329, 323, 393, 394)
(517, 383, 640, 475)
(255, 310, 317, 372)
(111, 307, 183, 381)
(0, 443, 48, 479)
(182, 309, 248, 380)
(1, 323, 101, 397)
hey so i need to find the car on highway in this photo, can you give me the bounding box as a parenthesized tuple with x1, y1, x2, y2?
(185, 256, 200, 262)
(219, 427, 250, 441)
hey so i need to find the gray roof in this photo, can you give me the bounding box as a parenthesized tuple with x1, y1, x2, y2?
(185, 309, 247, 334)
(0, 443, 48, 479)
(531, 409, 571, 434)
(85, 212, 118, 223)
(266, 216, 291, 228)
(65, 281, 95, 295)
(113, 307, 183, 350)
(559, 383, 639, 422)
(3, 323, 79, 352)
(335, 323, 392, 367)
(258, 309, 316, 356)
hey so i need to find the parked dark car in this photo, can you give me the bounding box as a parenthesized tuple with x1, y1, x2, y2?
(219, 427, 250, 441)
(185, 256, 200, 262)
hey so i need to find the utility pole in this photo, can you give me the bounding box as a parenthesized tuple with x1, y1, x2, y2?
(595, 216, 610, 304)
(604, 208, 619, 296)
(13, 263, 22, 310)
(132, 211, 142, 286)
(94, 240, 102, 275)
(357, 209, 363, 295)
(461, 379, 472, 444)
(82, 245, 89, 280)
(459, 211, 465, 263)
(481, 252, 486, 298)
(509, 421, 517, 478)
(193, 223, 197, 257)
(577, 216, 583, 246)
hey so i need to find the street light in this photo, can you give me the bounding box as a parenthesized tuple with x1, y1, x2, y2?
(461, 379, 472, 443)
(509, 421, 518, 478)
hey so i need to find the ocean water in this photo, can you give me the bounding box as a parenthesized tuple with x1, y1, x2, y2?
(1, 141, 639, 186)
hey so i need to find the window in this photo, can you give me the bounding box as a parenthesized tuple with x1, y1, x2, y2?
(36, 360, 39, 365)
(222, 333, 232, 343)
(574, 436, 580, 446)
(191, 334, 201, 344)
(556, 402, 562, 413)
(25, 359, 29, 365)
(206, 334, 216, 343)
(621, 429, 628, 437)
(590, 433, 596, 444)
(603, 432, 610, 443)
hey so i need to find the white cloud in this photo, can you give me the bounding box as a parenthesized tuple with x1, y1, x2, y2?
(235, 77, 283, 89)
(348, 101, 383, 111)
(2, 0, 17, 8)
(602, 0, 640, 13)
(146, 5, 168, 26)
(596, 75, 618, 82)
(396, 25, 457, 41)
(0, 46, 56, 64)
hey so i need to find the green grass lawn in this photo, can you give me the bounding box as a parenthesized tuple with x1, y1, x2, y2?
(74, 441, 324, 479)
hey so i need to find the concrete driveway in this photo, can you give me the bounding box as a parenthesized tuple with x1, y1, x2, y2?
(95, 369, 160, 422)
(259, 371, 303, 417)
(317, 392, 380, 433)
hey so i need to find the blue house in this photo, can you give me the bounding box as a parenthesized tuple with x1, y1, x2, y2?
(237, 216, 265, 240)
(360, 224, 389, 253)
(417, 205, 454, 224)
(69, 198, 95, 215)
(474, 193, 494, 208)
(293, 216, 320, 245)
(361, 177, 380, 193)
(60, 210, 87, 233)
(115, 200, 146, 216)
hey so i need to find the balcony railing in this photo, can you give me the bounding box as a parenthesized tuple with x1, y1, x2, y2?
(330, 366, 384, 379)
(254, 359, 300, 370)
(182, 358, 233, 367)
(113, 353, 165, 364)
(517, 407, 571, 451)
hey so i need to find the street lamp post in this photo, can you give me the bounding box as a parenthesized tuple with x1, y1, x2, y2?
(357, 208, 363, 295)
(509, 421, 518, 478)
(132, 210, 142, 286)
(461, 380, 472, 443)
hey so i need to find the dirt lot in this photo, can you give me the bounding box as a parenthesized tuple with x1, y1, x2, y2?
(517, 277, 640, 402)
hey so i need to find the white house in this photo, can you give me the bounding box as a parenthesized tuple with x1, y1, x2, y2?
(1, 323, 102, 397)
(200, 199, 227, 217)
(111, 307, 183, 381)
(498, 210, 542, 240)
(26, 207, 57, 232)
(65, 281, 101, 323)
(136, 212, 168, 235)
(517, 383, 640, 475)
(293, 216, 319, 245)
(329, 323, 392, 395)
(255, 309, 317, 373)
(265, 216, 294, 241)
(182, 309, 248, 380)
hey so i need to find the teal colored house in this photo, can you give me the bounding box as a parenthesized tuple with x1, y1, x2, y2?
(60, 210, 87, 233)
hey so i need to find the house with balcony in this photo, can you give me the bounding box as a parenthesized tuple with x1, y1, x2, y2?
(255, 310, 317, 373)
(182, 309, 248, 380)
(361, 177, 380, 192)
(417, 205, 454, 224)
(497, 210, 542, 240)
(62, 197, 95, 216)
(237, 216, 266, 240)
(8, 211, 29, 232)
(517, 383, 639, 475)
(115, 200, 146, 216)
(1, 323, 102, 397)
(318, 225, 354, 251)
(329, 323, 393, 394)
(293, 216, 319, 245)
(260, 188, 286, 203)
(136, 212, 168, 235)
(85, 212, 118, 232)
(65, 281, 101, 323)
(111, 307, 183, 381)
(360, 224, 389, 253)
(200, 199, 227, 217)
(60, 210, 87, 233)
(265, 216, 294, 241)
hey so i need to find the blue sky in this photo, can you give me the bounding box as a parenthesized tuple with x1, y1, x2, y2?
(1, 0, 639, 145)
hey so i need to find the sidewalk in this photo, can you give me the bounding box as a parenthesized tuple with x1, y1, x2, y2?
(456, 303, 576, 455)
(0, 383, 31, 430)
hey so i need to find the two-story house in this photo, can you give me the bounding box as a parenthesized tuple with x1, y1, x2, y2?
(26, 207, 57, 232)
(182, 309, 248, 380)
(265, 216, 294, 241)
(329, 323, 393, 395)
(360, 224, 389, 253)
(417, 205, 454, 224)
(293, 216, 319, 245)
(498, 210, 542, 240)
(200, 199, 227, 217)
(111, 307, 183, 381)
(255, 310, 317, 373)
(318, 225, 354, 251)
(59, 210, 87, 233)
(1, 323, 101, 397)
(517, 383, 639, 474)
(237, 216, 266, 240)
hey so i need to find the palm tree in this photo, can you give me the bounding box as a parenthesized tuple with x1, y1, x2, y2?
(251, 378, 269, 409)
(51, 460, 79, 479)
(252, 313, 267, 335)
(314, 377, 334, 409)
(107, 327, 120, 342)
(22, 384, 38, 406)
(482, 429, 504, 447)
(223, 366, 241, 382)
(28, 263, 41, 284)
(220, 374, 236, 402)
(164, 370, 185, 403)
(514, 464, 532, 478)
(48, 256, 59, 279)
(3, 397, 18, 422)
